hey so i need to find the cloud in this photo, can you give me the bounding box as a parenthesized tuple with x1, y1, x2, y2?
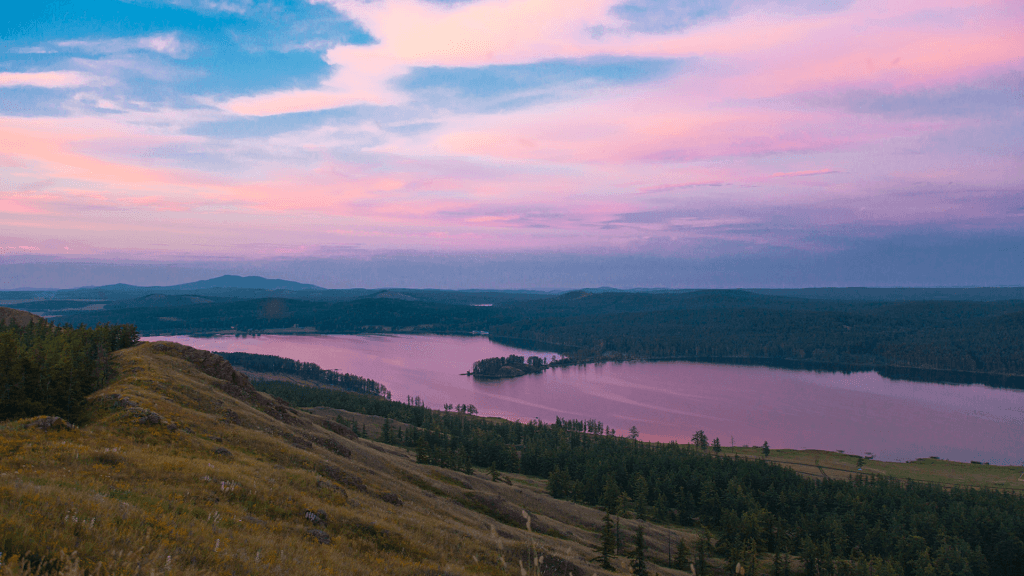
(146, 0, 252, 15)
(213, 0, 1023, 121)
(10, 47, 56, 54)
(2, 0, 1022, 265)
(772, 169, 839, 178)
(640, 181, 725, 193)
(219, 86, 402, 117)
(0, 71, 95, 88)
(57, 33, 193, 59)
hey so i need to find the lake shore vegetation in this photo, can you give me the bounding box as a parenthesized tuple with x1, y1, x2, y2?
(33, 288, 1024, 385)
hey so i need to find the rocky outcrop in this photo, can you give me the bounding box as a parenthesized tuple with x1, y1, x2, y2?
(23, 416, 75, 431)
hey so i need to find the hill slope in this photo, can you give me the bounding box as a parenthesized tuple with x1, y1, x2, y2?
(0, 342, 684, 576)
(167, 275, 321, 291)
(0, 306, 45, 327)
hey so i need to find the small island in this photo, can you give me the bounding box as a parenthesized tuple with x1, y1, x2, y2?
(467, 354, 550, 379)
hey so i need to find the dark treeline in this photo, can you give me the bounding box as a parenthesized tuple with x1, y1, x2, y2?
(59, 297, 501, 335)
(259, 379, 1024, 576)
(51, 289, 1024, 379)
(0, 319, 139, 422)
(489, 292, 1024, 378)
(216, 351, 390, 398)
(470, 354, 548, 378)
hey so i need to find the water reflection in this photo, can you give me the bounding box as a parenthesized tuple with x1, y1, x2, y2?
(145, 334, 1024, 465)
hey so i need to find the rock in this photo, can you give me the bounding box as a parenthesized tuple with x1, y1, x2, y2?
(304, 510, 325, 524)
(97, 394, 139, 409)
(23, 416, 74, 432)
(306, 529, 332, 544)
(213, 447, 233, 457)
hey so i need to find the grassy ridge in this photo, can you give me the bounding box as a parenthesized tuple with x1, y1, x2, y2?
(0, 342, 692, 576)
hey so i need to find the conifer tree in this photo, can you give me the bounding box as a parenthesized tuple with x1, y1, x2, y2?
(675, 537, 690, 570)
(694, 526, 712, 576)
(629, 525, 648, 576)
(599, 512, 616, 570)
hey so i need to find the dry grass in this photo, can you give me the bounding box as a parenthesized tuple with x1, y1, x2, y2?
(722, 447, 1024, 492)
(1, 342, 675, 576)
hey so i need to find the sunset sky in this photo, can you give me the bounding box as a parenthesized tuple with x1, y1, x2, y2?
(1, 0, 1022, 288)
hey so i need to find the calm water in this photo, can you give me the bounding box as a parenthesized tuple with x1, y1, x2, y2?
(146, 334, 1024, 465)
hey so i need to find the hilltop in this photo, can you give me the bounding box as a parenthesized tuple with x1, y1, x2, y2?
(0, 307, 45, 327)
(167, 275, 322, 291)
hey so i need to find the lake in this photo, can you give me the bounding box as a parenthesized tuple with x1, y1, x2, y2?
(146, 334, 1024, 465)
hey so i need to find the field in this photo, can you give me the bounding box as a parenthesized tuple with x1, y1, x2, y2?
(722, 448, 1024, 492)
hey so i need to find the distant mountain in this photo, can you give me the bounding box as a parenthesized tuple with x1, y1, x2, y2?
(164, 275, 321, 291)
(749, 287, 1024, 301)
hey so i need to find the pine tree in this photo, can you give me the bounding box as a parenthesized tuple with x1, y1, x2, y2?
(694, 526, 712, 576)
(675, 537, 691, 569)
(629, 525, 648, 576)
(600, 512, 616, 570)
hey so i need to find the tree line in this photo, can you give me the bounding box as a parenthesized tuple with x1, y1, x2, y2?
(489, 296, 1024, 380)
(215, 351, 390, 397)
(52, 289, 1024, 380)
(0, 318, 139, 422)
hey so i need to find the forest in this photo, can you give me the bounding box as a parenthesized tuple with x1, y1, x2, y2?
(215, 351, 391, 397)
(40, 288, 1024, 380)
(487, 292, 1024, 379)
(0, 317, 139, 422)
(257, 379, 1024, 576)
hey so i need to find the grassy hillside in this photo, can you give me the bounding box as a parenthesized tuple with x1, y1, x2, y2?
(0, 307, 45, 327)
(0, 342, 703, 576)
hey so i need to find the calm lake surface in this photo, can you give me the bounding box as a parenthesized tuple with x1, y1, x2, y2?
(147, 334, 1024, 465)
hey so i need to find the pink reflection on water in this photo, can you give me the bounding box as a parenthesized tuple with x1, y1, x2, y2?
(146, 334, 1024, 465)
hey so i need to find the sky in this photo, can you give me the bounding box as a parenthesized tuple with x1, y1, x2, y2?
(1, 0, 1022, 288)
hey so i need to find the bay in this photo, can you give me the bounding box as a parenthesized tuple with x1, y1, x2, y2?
(146, 334, 1024, 465)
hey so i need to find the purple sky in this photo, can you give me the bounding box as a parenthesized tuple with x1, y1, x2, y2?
(1, 0, 1022, 288)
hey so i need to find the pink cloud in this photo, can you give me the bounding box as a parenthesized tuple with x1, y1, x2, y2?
(772, 169, 839, 178)
(640, 182, 726, 193)
(2, 0, 1021, 257)
(225, 0, 1024, 118)
(0, 71, 94, 88)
